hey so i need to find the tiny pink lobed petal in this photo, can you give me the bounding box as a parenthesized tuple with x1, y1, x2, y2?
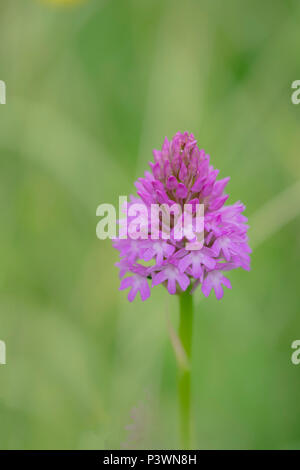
(166, 175, 178, 190)
(176, 183, 188, 199)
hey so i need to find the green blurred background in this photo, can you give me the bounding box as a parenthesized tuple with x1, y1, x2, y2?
(0, 0, 300, 450)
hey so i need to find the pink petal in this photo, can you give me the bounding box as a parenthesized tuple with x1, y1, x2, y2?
(222, 246, 231, 261)
(202, 255, 216, 270)
(143, 248, 155, 261)
(191, 261, 203, 278)
(128, 287, 138, 302)
(156, 251, 164, 266)
(191, 176, 205, 192)
(167, 278, 177, 294)
(221, 276, 232, 289)
(211, 239, 221, 256)
(164, 244, 175, 257)
(201, 278, 213, 297)
(176, 183, 188, 199)
(213, 177, 230, 196)
(178, 254, 192, 273)
(166, 175, 178, 190)
(177, 272, 190, 291)
(120, 277, 133, 290)
(179, 162, 187, 181)
(140, 280, 151, 301)
(214, 283, 224, 300)
(209, 195, 229, 211)
(152, 270, 168, 286)
(153, 162, 162, 179)
(152, 149, 161, 162)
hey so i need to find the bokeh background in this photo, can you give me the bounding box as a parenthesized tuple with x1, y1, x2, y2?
(0, 0, 300, 450)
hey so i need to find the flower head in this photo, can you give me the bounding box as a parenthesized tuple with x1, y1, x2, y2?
(113, 132, 250, 301)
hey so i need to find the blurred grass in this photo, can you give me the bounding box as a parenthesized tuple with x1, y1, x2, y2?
(0, 0, 300, 449)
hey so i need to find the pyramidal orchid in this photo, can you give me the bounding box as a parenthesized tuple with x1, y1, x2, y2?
(114, 132, 250, 301)
(112, 132, 250, 448)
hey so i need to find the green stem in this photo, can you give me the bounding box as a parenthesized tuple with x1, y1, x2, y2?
(178, 290, 194, 449)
